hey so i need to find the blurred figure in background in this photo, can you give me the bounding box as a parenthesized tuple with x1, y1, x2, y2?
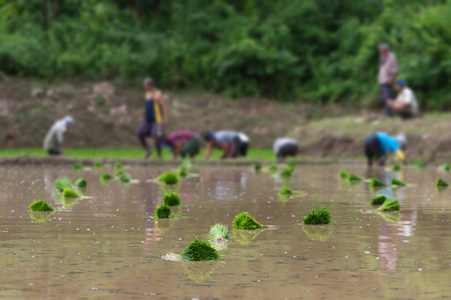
(365, 132, 407, 168)
(165, 130, 201, 159)
(273, 138, 298, 160)
(43, 116, 74, 156)
(204, 130, 243, 159)
(378, 43, 399, 117)
(387, 80, 418, 119)
(137, 77, 168, 159)
(238, 132, 250, 157)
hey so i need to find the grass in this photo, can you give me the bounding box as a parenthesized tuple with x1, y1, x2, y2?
(233, 212, 262, 230)
(303, 207, 332, 225)
(30, 199, 54, 211)
(181, 238, 220, 261)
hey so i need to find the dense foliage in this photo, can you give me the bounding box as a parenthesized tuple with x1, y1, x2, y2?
(1, 0, 451, 109)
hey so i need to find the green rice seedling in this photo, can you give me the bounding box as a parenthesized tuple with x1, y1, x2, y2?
(118, 173, 131, 183)
(287, 158, 296, 168)
(370, 195, 387, 205)
(347, 173, 362, 181)
(278, 185, 293, 195)
(254, 162, 263, 172)
(93, 161, 103, 168)
(114, 162, 123, 170)
(30, 200, 54, 211)
(416, 161, 426, 169)
(73, 162, 83, 171)
(442, 163, 451, 172)
(339, 170, 349, 179)
(269, 163, 278, 172)
(232, 212, 262, 230)
(280, 166, 294, 177)
(115, 169, 125, 177)
(208, 223, 229, 241)
(155, 204, 172, 218)
(391, 178, 406, 186)
(181, 238, 220, 261)
(178, 165, 188, 177)
(435, 178, 449, 187)
(369, 178, 386, 187)
(158, 172, 179, 185)
(62, 187, 80, 198)
(163, 192, 181, 206)
(303, 207, 332, 225)
(100, 171, 113, 181)
(392, 162, 401, 171)
(378, 198, 400, 212)
(53, 178, 72, 191)
(75, 178, 87, 187)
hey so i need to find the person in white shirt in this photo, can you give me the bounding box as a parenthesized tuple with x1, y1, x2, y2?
(387, 79, 418, 119)
(273, 138, 298, 159)
(43, 116, 74, 156)
(238, 132, 250, 157)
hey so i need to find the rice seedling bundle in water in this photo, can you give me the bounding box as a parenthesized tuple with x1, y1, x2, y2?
(181, 238, 220, 261)
(163, 192, 181, 206)
(280, 167, 294, 177)
(378, 198, 400, 212)
(435, 178, 449, 187)
(30, 200, 54, 211)
(278, 185, 293, 195)
(339, 170, 349, 179)
(233, 212, 262, 230)
(114, 162, 123, 170)
(53, 178, 72, 191)
(392, 162, 401, 171)
(369, 178, 386, 187)
(391, 178, 406, 186)
(93, 161, 103, 168)
(155, 204, 172, 218)
(158, 172, 179, 185)
(254, 163, 262, 172)
(100, 172, 113, 181)
(73, 162, 83, 171)
(118, 173, 131, 183)
(75, 178, 87, 187)
(347, 173, 362, 181)
(62, 187, 80, 198)
(370, 195, 387, 205)
(269, 163, 278, 172)
(209, 223, 229, 241)
(303, 207, 332, 225)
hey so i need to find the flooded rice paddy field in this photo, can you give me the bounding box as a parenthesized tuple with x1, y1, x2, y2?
(0, 164, 451, 299)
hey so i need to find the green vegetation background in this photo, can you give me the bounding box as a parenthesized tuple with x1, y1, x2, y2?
(1, 0, 451, 109)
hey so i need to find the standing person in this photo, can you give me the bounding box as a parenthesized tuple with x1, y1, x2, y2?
(387, 79, 419, 119)
(137, 78, 168, 159)
(364, 132, 406, 168)
(204, 130, 242, 159)
(43, 116, 74, 156)
(238, 132, 250, 157)
(273, 138, 298, 159)
(378, 44, 399, 117)
(164, 130, 201, 159)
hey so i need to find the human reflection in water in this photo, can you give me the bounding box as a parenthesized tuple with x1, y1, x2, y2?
(139, 182, 163, 249)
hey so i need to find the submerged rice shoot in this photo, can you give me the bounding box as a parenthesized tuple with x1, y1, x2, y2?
(163, 192, 181, 206)
(378, 198, 400, 212)
(53, 178, 72, 191)
(181, 238, 220, 261)
(114, 162, 123, 170)
(30, 200, 54, 211)
(303, 207, 332, 225)
(233, 212, 262, 230)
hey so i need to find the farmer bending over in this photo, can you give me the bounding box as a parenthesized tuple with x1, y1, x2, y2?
(43, 116, 74, 156)
(273, 138, 298, 159)
(204, 130, 242, 159)
(387, 80, 418, 119)
(165, 130, 201, 159)
(137, 77, 168, 159)
(238, 132, 250, 157)
(365, 132, 407, 167)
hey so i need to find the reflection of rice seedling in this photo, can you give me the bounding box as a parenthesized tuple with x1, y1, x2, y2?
(302, 225, 333, 242)
(280, 166, 294, 177)
(73, 162, 83, 171)
(29, 211, 54, 223)
(158, 172, 179, 185)
(75, 178, 87, 187)
(370, 195, 387, 205)
(181, 238, 219, 261)
(62, 187, 80, 198)
(378, 212, 400, 223)
(155, 204, 172, 218)
(117, 173, 131, 183)
(392, 162, 401, 171)
(53, 178, 72, 191)
(30, 199, 54, 211)
(303, 207, 331, 225)
(209, 223, 229, 241)
(278, 185, 293, 195)
(163, 192, 181, 206)
(369, 178, 386, 187)
(378, 198, 400, 212)
(391, 178, 406, 186)
(347, 173, 362, 181)
(210, 240, 228, 252)
(181, 260, 223, 283)
(436, 178, 449, 187)
(233, 212, 262, 230)
(232, 229, 261, 246)
(339, 170, 349, 179)
(269, 163, 278, 172)
(254, 163, 262, 172)
(93, 161, 103, 168)
(100, 172, 113, 181)
(114, 162, 123, 170)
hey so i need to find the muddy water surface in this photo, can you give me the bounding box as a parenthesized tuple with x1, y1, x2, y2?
(0, 164, 450, 299)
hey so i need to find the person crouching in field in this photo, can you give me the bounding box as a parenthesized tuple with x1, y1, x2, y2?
(238, 132, 250, 157)
(365, 132, 407, 168)
(387, 80, 419, 119)
(204, 130, 244, 159)
(43, 116, 74, 156)
(137, 78, 168, 159)
(165, 130, 201, 159)
(273, 138, 298, 160)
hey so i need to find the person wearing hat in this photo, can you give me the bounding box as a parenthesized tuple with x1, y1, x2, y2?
(43, 116, 74, 156)
(387, 79, 418, 119)
(273, 138, 298, 159)
(137, 77, 168, 159)
(378, 43, 399, 117)
(164, 130, 201, 159)
(204, 130, 242, 159)
(364, 132, 407, 167)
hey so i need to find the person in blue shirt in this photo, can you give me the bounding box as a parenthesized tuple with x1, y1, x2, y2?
(364, 132, 407, 167)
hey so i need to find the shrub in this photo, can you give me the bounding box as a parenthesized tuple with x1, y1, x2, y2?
(347, 173, 362, 181)
(208, 223, 229, 241)
(378, 198, 400, 212)
(30, 200, 54, 211)
(436, 178, 449, 187)
(181, 238, 220, 261)
(303, 207, 332, 225)
(155, 204, 172, 218)
(73, 162, 83, 171)
(163, 192, 181, 206)
(75, 178, 87, 187)
(118, 173, 131, 183)
(278, 185, 293, 195)
(100, 172, 113, 181)
(158, 172, 179, 185)
(369, 178, 386, 187)
(62, 187, 80, 198)
(53, 178, 72, 191)
(280, 167, 294, 177)
(254, 163, 262, 172)
(233, 212, 261, 230)
(391, 178, 406, 186)
(370, 195, 387, 205)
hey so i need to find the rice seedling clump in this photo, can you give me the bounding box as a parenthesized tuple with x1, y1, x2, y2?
(416, 161, 425, 169)
(163, 192, 181, 206)
(436, 178, 449, 187)
(30, 200, 54, 211)
(378, 198, 400, 212)
(100, 172, 113, 181)
(93, 161, 103, 168)
(287, 159, 296, 168)
(178, 165, 188, 177)
(392, 162, 401, 171)
(303, 207, 332, 225)
(233, 212, 262, 230)
(391, 178, 406, 186)
(118, 173, 131, 183)
(442, 163, 451, 172)
(53, 178, 72, 191)
(280, 167, 294, 177)
(254, 163, 262, 172)
(181, 238, 220, 261)
(347, 173, 362, 181)
(269, 163, 278, 172)
(114, 162, 123, 170)
(370, 178, 386, 187)
(339, 170, 349, 179)
(73, 162, 83, 171)
(75, 178, 87, 187)
(115, 169, 125, 177)
(209, 223, 229, 241)
(278, 185, 293, 195)
(62, 187, 80, 198)
(370, 195, 387, 205)
(158, 172, 179, 185)
(155, 204, 172, 218)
